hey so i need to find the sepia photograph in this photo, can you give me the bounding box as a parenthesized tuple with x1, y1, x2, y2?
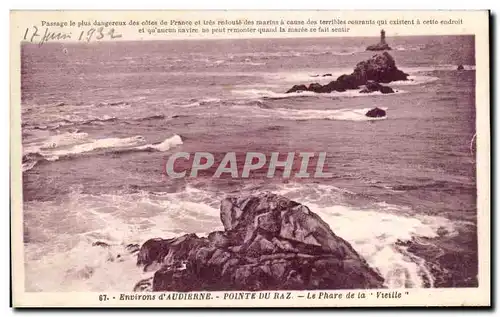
(10, 10, 490, 307)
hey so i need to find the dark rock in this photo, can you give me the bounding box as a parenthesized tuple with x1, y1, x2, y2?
(365, 80, 383, 91)
(126, 243, 140, 254)
(379, 86, 394, 94)
(136, 193, 385, 292)
(335, 74, 361, 90)
(457, 64, 464, 70)
(285, 52, 407, 94)
(322, 73, 332, 77)
(92, 241, 110, 248)
(358, 80, 394, 94)
(365, 107, 387, 118)
(308, 83, 323, 93)
(286, 84, 308, 93)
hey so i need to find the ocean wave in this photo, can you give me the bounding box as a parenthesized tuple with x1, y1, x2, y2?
(227, 104, 389, 122)
(134, 114, 166, 122)
(404, 65, 476, 73)
(393, 44, 427, 51)
(388, 75, 440, 86)
(376, 180, 474, 193)
(22, 134, 183, 168)
(135, 134, 183, 152)
(229, 48, 364, 60)
(265, 69, 352, 84)
(94, 101, 130, 107)
(23, 131, 90, 156)
(272, 107, 389, 121)
(24, 115, 118, 131)
(50, 135, 147, 157)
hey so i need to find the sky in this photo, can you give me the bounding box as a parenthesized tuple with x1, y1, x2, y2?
(11, 10, 489, 43)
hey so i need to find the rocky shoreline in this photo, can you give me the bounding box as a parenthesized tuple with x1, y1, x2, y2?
(285, 52, 408, 95)
(127, 193, 385, 292)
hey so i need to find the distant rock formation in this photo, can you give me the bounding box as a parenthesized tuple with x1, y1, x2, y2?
(133, 193, 385, 291)
(286, 52, 408, 94)
(365, 107, 387, 118)
(366, 29, 392, 51)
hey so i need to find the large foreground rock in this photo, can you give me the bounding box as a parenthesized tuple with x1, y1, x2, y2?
(135, 193, 385, 291)
(286, 52, 408, 94)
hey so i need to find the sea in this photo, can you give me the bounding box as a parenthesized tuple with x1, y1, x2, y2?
(20, 35, 477, 292)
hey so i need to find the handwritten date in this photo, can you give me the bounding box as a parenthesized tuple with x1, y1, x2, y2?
(23, 26, 122, 46)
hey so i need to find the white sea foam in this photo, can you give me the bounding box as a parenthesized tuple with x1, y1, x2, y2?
(51, 135, 146, 157)
(23, 131, 90, 156)
(388, 75, 440, 86)
(136, 135, 183, 152)
(24, 188, 222, 292)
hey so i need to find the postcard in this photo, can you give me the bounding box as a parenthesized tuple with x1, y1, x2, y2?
(10, 9, 490, 307)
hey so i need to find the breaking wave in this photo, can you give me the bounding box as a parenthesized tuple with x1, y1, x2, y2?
(22, 133, 183, 169)
(135, 134, 183, 152)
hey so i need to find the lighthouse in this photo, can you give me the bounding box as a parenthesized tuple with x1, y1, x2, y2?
(380, 29, 386, 45)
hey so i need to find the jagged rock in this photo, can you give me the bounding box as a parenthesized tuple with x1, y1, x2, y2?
(351, 52, 408, 83)
(365, 107, 387, 118)
(285, 52, 408, 94)
(457, 65, 464, 70)
(135, 193, 385, 291)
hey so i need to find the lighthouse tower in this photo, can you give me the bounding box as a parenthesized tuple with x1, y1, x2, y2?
(380, 29, 386, 45)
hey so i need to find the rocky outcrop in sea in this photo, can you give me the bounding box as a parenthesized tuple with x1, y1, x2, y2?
(131, 193, 385, 292)
(286, 52, 408, 95)
(366, 29, 392, 51)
